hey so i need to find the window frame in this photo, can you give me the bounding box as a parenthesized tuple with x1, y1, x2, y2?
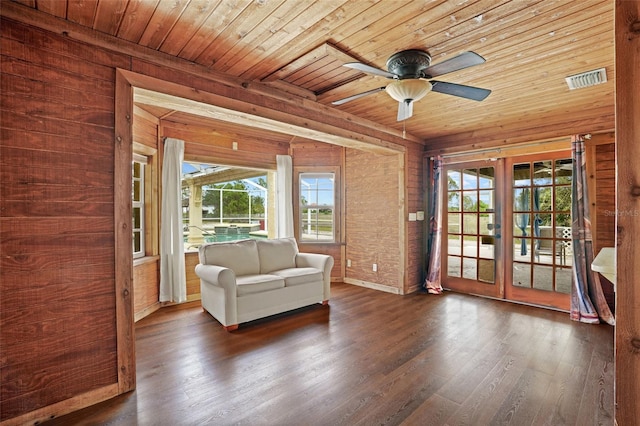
(295, 167, 340, 243)
(132, 153, 147, 259)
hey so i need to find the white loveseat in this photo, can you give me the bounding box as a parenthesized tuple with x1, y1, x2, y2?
(195, 237, 334, 331)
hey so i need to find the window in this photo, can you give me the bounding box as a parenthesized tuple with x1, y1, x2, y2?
(299, 172, 335, 242)
(132, 155, 146, 258)
(182, 162, 268, 247)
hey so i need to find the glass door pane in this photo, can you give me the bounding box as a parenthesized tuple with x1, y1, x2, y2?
(508, 155, 572, 309)
(445, 165, 497, 287)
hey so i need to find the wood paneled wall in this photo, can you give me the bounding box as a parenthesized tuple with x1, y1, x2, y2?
(0, 12, 425, 424)
(344, 149, 403, 293)
(0, 17, 125, 421)
(132, 110, 160, 320)
(591, 140, 616, 310)
(185, 252, 201, 298)
(133, 258, 160, 320)
(292, 141, 344, 280)
(593, 142, 616, 252)
(163, 121, 290, 171)
(404, 142, 426, 293)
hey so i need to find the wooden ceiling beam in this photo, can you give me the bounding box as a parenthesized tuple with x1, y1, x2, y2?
(134, 87, 405, 154)
(425, 105, 614, 152)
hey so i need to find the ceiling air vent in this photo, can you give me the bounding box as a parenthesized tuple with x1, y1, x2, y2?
(565, 68, 607, 90)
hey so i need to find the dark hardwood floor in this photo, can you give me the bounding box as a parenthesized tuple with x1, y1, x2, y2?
(47, 282, 614, 425)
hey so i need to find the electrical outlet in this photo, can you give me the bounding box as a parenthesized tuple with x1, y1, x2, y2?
(347, 259, 352, 267)
(372, 263, 377, 272)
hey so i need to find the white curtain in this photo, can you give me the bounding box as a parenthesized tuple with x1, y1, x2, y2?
(160, 138, 187, 303)
(276, 154, 294, 238)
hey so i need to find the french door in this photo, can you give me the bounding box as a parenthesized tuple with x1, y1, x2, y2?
(442, 152, 572, 311)
(443, 160, 503, 298)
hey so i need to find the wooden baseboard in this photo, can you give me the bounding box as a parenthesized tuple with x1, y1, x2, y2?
(136, 295, 202, 322)
(1, 384, 119, 426)
(134, 302, 161, 322)
(186, 293, 201, 302)
(343, 278, 401, 294)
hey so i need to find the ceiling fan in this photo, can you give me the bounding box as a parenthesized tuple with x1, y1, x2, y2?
(332, 50, 491, 121)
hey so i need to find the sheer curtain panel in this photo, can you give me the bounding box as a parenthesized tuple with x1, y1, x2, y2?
(160, 138, 187, 303)
(276, 154, 294, 238)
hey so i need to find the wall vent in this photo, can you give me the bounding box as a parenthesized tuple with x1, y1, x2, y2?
(565, 68, 607, 90)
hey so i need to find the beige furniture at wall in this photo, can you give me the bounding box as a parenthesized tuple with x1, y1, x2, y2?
(195, 237, 334, 331)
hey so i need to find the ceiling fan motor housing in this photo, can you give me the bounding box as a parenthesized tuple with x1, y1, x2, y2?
(386, 50, 432, 79)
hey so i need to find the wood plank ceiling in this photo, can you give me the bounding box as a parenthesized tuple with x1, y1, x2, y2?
(15, 0, 615, 149)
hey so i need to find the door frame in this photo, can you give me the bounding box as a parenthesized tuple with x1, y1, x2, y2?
(439, 149, 572, 311)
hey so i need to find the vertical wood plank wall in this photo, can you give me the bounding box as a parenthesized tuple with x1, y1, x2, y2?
(0, 18, 127, 421)
(614, 0, 640, 423)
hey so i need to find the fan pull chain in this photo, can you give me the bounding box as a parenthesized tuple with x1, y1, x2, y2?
(402, 120, 406, 139)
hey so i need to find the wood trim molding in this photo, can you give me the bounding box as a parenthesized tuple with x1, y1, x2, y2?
(343, 278, 402, 295)
(115, 70, 136, 394)
(128, 79, 406, 155)
(614, 1, 640, 424)
(134, 302, 162, 323)
(587, 132, 615, 146)
(0, 384, 119, 426)
(425, 121, 615, 155)
(432, 137, 571, 164)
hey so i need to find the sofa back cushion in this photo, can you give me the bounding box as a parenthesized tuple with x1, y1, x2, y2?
(199, 239, 260, 276)
(256, 237, 298, 274)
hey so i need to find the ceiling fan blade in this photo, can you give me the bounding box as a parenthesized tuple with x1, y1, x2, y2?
(423, 51, 486, 78)
(397, 99, 414, 121)
(430, 81, 491, 101)
(331, 87, 386, 105)
(343, 62, 397, 79)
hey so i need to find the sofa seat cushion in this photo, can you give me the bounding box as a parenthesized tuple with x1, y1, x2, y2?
(236, 274, 285, 296)
(271, 267, 323, 286)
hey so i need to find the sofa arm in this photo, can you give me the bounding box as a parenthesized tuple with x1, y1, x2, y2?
(195, 264, 239, 328)
(296, 253, 334, 301)
(195, 264, 237, 294)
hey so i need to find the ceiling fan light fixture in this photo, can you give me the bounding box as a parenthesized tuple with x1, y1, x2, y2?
(385, 79, 432, 102)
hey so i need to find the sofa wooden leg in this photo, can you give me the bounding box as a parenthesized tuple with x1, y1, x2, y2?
(322, 300, 329, 306)
(223, 324, 239, 332)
